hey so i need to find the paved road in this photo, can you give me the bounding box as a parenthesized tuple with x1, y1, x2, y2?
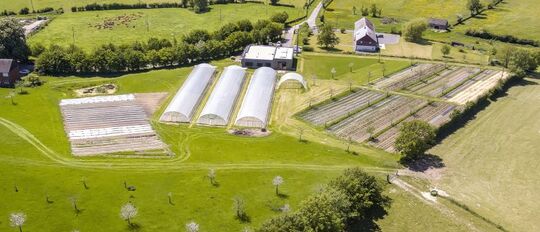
(283, 1, 324, 47)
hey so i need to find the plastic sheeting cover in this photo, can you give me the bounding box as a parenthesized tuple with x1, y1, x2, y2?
(160, 63, 216, 122)
(235, 67, 277, 127)
(198, 65, 246, 125)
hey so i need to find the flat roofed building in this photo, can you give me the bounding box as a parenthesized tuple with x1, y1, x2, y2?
(235, 67, 277, 128)
(160, 63, 216, 123)
(198, 65, 247, 126)
(241, 45, 294, 70)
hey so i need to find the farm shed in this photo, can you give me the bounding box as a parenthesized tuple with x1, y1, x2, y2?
(428, 18, 449, 30)
(198, 65, 247, 126)
(354, 17, 379, 52)
(235, 67, 277, 128)
(0, 59, 20, 88)
(277, 72, 307, 89)
(160, 63, 216, 123)
(241, 45, 295, 70)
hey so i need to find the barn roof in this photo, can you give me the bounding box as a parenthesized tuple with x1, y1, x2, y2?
(354, 17, 377, 43)
(0, 59, 14, 73)
(428, 18, 448, 26)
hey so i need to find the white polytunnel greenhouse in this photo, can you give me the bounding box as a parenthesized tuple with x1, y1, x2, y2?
(235, 67, 277, 128)
(198, 65, 247, 126)
(160, 63, 216, 123)
(277, 72, 307, 89)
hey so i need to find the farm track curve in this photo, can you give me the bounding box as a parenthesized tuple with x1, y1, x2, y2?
(0, 117, 395, 173)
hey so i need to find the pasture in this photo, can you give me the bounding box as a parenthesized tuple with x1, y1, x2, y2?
(0, 53, 522, 231)
(0, 59, 400, 231)
(299, 53, 411, 83)
(1, 0, 309, 11)
(429, 76, 540, 232)
(28, 4, 305, 50)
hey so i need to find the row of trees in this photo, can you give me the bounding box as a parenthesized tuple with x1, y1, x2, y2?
(1, 7, 60, 16)
(497, 47, 540, 77)
(465, 28, 539, 47)
(352, 4, 382, 17)
(34, 19, 284, 75)
(257, 168, 390, 232)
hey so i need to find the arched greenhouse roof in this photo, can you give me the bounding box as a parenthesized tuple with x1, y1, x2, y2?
(160, 63, 216, 123)
(235, 67, 277, 128)
(198, 65, 246, 126)
(277, 72, 307, 89)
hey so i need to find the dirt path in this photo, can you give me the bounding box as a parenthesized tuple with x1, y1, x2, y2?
(390, 176, 480, 232)
(0, 117, 396, 173)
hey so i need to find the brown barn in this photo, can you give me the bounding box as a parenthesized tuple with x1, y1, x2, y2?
(354, 17, 379, 52)
(0, 59, 20, 88)
(428, 18, 449, 31)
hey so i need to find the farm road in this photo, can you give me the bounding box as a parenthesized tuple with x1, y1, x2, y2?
(0, 117, 395, 173)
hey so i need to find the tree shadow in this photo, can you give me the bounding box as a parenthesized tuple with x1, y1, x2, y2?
(319, 46, 343, 52)
(236, 214, 251, 223)
(347, 197, 391, 232)
(277, 193, 289, 199)
(211, 181, 220, 188)
(127, 223, 142, 231)
(400, 153, 445, 172)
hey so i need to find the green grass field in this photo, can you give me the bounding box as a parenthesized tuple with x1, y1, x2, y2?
(28, 4, 305, 50)
(299, 53, 411, 83)
(1, 0, 309, 12)
(429, 76, 540, 232)
(0, 55, 501, 231)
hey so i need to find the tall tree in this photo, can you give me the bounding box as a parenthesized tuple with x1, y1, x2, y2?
(317, 24, 340, 48)
(328, 168, 390, 227)
(394, 120, 436, 161)
(467, 0, 484, 16)
(402, 19, 427, 42)
(0, 17, 30, 61)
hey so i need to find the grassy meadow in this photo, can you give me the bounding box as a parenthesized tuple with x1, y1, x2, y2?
(28, 4, 305, 50)
(299, 53, 411, 83)
(1, 0, 310, 11)
(0, 55, 501, 231)
(429, 76, 540, 232)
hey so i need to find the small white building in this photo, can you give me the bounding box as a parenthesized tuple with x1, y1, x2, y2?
(354, 17, 379, 52)
(241, 45, 295, 70)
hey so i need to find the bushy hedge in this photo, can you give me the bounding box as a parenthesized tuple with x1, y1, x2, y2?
(465, 28, 539, 47)
(35, 19, 284, 75)
(70, 2, 184, 12)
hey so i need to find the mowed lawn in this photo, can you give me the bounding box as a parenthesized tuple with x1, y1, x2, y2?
(28, 4, 305, 49)
(429, 76, 540, 232)
(300, 53, 411, 84)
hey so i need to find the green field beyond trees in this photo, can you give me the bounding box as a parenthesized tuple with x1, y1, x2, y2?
(1, 0, 309, 11)
(430, 76, 540, 232)
(28, 4, 305, 50)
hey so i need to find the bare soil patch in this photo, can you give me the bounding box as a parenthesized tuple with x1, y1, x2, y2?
(228, 128, 272, 137)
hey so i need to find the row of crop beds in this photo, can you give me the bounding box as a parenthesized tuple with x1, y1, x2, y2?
(405, 66, 481, 97)
(444, 69, 507, 105)
(328, 95, 427, 142)
(374, 63, 446, 91)
(298, 89, 385, 126)
(369, 102, 461, 152)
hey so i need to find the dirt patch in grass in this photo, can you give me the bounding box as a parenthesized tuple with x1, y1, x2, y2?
(228, 128, 272, 137)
